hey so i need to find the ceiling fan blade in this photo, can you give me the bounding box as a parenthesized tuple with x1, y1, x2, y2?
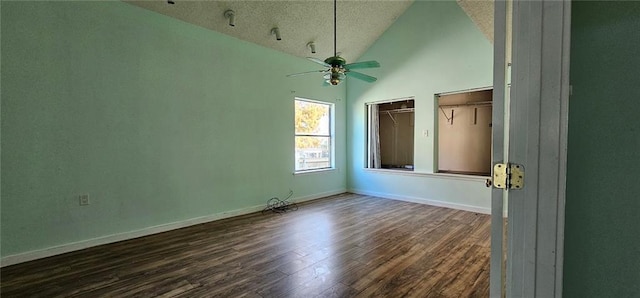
(286, 69, 328, 77)
(346, 71, 377, 83)
(307, 57, 331, 67)
(345, 60, 380, 70)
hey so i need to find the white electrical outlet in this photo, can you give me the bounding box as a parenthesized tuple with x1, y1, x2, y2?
(79, 194, 90, 206)
(422, 130, 429, 137)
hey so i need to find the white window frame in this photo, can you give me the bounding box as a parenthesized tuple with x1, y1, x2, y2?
(294, 97, 335, 173)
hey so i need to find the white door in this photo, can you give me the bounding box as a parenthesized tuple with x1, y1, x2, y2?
(490, 1, 571, 297)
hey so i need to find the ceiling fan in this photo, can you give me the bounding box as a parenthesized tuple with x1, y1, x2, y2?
(286, 0, 381, 86)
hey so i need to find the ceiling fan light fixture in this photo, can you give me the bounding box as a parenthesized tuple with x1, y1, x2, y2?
(307, 42, 316, 54)
(224, 10, 235, 27)
(324, 72, 345, 85)
(271, 27, 282, 41)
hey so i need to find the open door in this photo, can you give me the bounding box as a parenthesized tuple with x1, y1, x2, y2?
(490, 1, 571, 297)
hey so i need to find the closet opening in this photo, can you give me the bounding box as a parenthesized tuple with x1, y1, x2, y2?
(366, 98, 415, 171)
(436, 88, 492, 176)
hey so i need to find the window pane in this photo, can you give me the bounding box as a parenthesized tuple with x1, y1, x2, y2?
(295, 100, 330, 135)
(295, 136, 331, 171)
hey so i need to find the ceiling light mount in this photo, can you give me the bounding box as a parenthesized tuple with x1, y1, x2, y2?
(307, 42, 316, 54)
(224, 10, 235, 27)
(271, 27, 282, 41)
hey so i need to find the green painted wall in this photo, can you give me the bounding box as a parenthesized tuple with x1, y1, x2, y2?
(564, 2, 640, 296)
(346, 0, 493, 210)
(1, 1, 346, 258)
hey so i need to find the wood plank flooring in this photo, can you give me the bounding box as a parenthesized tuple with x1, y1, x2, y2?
(1, 193, 491, 297)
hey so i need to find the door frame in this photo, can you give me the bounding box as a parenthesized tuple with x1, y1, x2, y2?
(489, 0, 508, 296)
(490, 1, 571, 297)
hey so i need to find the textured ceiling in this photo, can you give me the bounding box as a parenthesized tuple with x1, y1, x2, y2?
(126, 0, 414, 63)
(457, 0, 494, 43)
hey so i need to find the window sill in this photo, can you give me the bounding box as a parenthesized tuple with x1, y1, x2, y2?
(363, 168, 489, 182)
(293, 168, 336, 175)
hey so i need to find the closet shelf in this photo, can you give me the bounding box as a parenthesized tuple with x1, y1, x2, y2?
(439, 101, 492, 108)
(378, 108, 415, 114)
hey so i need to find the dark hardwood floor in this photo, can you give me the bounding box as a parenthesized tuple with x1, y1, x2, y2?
(1, 193, 491, 297)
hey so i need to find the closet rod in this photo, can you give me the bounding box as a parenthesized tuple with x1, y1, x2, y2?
(378, 108, 415, 114)
(385, 111, 397, 125)
(439, 101, 492, 108)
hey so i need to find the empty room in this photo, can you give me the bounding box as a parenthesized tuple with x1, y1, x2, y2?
(2, 0, 639, 297)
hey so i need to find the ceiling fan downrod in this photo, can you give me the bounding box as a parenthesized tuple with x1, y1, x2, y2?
(334, 0, 337, 57)
(284, 0, 380, 86)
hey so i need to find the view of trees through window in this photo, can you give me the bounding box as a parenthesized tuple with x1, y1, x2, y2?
(295, 98, 332, 172)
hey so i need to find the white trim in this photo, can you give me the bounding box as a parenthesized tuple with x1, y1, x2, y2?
(554, 2, 571, 296)
(293, 96, 333, 105)
(292, 189, 346, 202)
(365, 96, 415, 106)
(0, 189, 346, 267)
(293, 168, 336, 175)
(490, 1, 509, 297)
(507, 1, 570, 296)
(294, 97, 335, 173)
(435, 86, 494, 97)
(349, 188, 491, 215)
(364, 168, 489, 182)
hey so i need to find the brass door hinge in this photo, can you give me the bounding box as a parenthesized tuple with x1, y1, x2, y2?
(492, 163, 524, 190)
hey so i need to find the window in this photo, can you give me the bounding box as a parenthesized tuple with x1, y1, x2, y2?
(436, 88, 492, 176)
(366, 98, 415, 170)
(295, 98, 333, 172)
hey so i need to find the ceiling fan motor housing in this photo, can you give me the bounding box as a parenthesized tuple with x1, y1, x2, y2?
(324, 56, 346, 67)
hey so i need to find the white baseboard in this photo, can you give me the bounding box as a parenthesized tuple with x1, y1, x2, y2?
(290, 189, 346, 203)
(348, 188, 491, 215)
(1, 189, 346, 267)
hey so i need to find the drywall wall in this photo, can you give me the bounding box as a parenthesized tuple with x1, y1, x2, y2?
(346, 0, 493, 211)
(1, 1, 346, 261)
(563, 2, 640, 296)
